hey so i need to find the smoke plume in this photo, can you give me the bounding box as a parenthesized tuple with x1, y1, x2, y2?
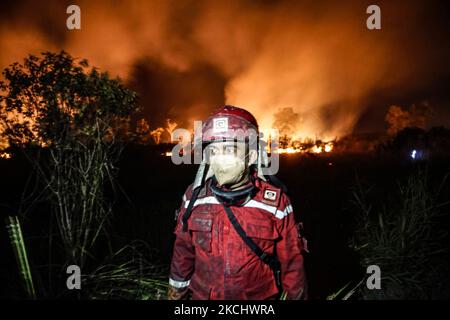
(1, 0, 449, 138)
(385, 103, 432, 135)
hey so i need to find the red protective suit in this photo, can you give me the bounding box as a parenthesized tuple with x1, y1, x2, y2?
(169, 176, 308, 300)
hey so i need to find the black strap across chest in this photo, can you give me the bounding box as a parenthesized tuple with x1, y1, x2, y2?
(182, 187, 201, 232)
(222, 204, 283, 293)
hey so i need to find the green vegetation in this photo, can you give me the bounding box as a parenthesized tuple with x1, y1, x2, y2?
(350, 169, 449, 299)
(1, 51, 166, 299)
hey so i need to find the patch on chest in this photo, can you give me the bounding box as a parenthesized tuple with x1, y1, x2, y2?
(263, 189, 278, 201)
(260, 186, 281, 206)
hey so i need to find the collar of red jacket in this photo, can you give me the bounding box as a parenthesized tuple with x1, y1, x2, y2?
(209, 174, 258, 207)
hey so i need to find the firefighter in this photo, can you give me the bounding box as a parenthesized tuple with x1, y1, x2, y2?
(168, 105, 308, 300)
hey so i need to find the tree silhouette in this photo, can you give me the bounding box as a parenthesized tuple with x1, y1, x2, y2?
(0, 51, 139, 268)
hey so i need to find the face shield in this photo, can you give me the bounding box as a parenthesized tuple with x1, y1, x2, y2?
(190, 105, 270, 192)
(205, 141, 253, 187)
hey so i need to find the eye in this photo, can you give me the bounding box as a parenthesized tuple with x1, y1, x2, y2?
(224, 146, 235, 155)
(208, 148, 216, 156)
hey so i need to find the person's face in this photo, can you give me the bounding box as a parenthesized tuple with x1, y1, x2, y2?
(205, 141, 258, 187)
(205, 141, 246, 158)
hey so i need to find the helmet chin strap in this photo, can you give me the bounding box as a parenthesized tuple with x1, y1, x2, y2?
(210, 175, 257, 207)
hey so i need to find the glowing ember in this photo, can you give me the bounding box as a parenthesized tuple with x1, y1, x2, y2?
(0, 152, 12, 159)
(277, 147, 299, 154)
(312, 145, 323, 153)
(274, 141, 335, 154)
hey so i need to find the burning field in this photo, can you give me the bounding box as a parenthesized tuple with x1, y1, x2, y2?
(0, 0, 450, 303)
(1, 0, 450, 141)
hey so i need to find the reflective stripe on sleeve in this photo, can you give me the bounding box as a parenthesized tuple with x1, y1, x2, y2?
(169, 277, 191, 288)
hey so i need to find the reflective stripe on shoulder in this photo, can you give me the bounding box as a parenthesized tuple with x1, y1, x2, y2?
(244, 200, 293, 219)
(184, 196, 293, 219)
(169, 277, 190, 288)
(184, 196, 220, 208)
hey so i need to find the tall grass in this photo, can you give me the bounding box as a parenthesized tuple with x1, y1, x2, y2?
(83, 241, 168, 299)
(47, 119, 117, 268)
(326, 279, 365, 300)
(6, 215, 36, 299)
(1, 52, 167, 299)
(350, 169, 449, 299)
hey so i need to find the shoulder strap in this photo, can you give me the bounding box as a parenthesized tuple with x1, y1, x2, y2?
(181, 187, 202, 232)
(222, 204, 283, 293)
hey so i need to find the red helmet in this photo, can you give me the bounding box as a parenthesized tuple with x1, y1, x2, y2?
(201, 105, 259, 145)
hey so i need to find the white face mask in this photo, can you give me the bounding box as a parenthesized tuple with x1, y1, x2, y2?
(210, 154, 248, 186)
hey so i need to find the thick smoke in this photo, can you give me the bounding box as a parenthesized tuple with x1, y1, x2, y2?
(385, 103, 432, 136)
(272, 107, 301, 137)
(0, 0, 449, 138)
